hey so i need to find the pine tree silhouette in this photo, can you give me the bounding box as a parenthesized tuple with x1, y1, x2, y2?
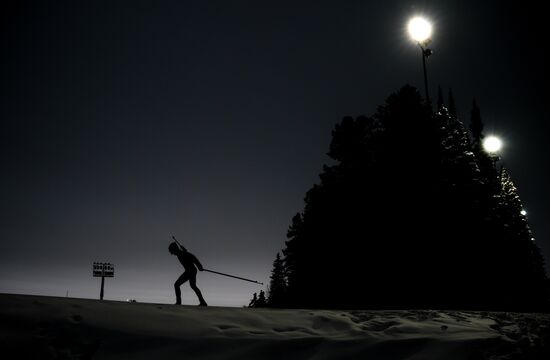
(468, 98, 499, 186)
(267, 253, 287, 307)
(494, 168, 550, 306)
(283, 213, 306, 306)
(469, 98, 484, 148)
(248, 292, 257, 308)
(448, 89, 457, 120)
(437, 86, 445, 112)
(256, 290, 267, 308)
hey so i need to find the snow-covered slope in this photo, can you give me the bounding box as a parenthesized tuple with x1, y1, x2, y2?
(1, 294, 549, 359)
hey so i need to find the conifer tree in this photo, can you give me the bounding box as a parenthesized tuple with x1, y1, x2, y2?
(267, 252, 287, 307)
(248, 292, 257, 308)
(283, 86, 442, 308)
(496, 168, 549, 303)
(468, 100, 497, 188)
(469, 99, 484, 147)
(256, 290, 267, 308)
(283, 213, 305, 302)
(437, 86, 445, 112)
(448, 89, 457, 120)
(430, 93, 489, 304)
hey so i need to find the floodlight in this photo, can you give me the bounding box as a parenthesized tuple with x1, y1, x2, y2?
(408, 17, 432, 43)
(483, 135, 503, 154)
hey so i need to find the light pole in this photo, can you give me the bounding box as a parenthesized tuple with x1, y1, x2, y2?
(407, 17, 433, 103)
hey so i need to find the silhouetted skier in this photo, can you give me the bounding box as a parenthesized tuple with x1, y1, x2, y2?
(168, 242, 208, 306)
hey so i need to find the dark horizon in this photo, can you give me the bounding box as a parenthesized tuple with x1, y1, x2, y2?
(1, 0, 549, 306)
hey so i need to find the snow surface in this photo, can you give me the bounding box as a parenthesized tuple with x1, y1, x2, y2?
(1, 293, 549, 359)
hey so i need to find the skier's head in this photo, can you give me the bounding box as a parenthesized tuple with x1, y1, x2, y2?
(168, 242, 186, 255)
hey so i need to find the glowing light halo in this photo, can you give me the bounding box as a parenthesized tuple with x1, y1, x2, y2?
(407, 16, 432, 43)
(483, 135, 503, 154)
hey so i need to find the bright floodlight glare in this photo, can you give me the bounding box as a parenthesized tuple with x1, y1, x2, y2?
(483, 135, 503, 154)
(408, 17, 432, 42)
(520, 210, 527, 216)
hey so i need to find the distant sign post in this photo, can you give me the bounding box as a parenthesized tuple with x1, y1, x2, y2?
(93, 262, 114, 300)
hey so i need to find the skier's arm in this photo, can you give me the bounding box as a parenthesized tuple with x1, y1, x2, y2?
(192, 254, 204, 271)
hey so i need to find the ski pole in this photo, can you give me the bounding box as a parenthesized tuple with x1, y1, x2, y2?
(204, 269, 264, 285)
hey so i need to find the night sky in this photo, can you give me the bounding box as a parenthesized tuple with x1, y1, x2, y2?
(1, 0, 549, 307)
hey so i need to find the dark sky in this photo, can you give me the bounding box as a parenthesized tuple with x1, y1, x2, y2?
(1, 0, 549, 307)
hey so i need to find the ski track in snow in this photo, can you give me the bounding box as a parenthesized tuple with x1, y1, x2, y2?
(1, 294, 549, 359)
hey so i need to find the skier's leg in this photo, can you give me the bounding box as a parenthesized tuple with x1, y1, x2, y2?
(174, 272, 190, 305)
(190, 274, 207, 306)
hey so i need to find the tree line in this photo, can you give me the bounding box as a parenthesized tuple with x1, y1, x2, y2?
(250, 85, 549, 311)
